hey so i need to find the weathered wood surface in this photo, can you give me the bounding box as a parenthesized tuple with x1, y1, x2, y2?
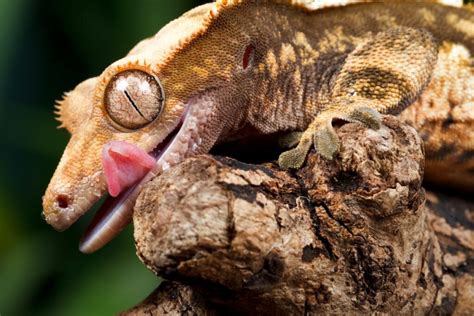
(122, 116, 473, 315)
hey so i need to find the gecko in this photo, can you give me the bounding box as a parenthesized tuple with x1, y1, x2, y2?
(42, 0, 474, 254)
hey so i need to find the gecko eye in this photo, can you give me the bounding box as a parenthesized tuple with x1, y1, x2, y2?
(104, 70, 164, 130)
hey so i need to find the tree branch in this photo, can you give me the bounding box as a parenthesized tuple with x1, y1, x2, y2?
(122, 116, 473, 315)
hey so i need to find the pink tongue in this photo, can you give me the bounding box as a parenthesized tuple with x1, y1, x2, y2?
(102, 141, 156, 197)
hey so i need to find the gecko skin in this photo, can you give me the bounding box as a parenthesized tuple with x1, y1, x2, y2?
(43, 0, 474, 253)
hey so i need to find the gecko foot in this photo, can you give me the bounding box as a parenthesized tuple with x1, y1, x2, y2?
(278, 118, 339, 169)
(313, 107, 381, 160)
(278, 106, 383, 169)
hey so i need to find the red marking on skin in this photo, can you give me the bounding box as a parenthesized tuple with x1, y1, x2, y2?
(101, 141, 155, 197)
(243, 44, 254, 69)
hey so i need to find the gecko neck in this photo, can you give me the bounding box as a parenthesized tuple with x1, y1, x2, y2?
(236, 4, 352, 135)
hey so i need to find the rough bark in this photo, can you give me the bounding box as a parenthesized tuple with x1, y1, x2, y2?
(122, 116, 473, 315)
(119, 282, 210, 316)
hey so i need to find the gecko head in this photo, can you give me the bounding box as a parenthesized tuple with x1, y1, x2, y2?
(42, 2, 261, 253)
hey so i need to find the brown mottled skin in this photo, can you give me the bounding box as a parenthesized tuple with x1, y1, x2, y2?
(44, 1, 473, 237)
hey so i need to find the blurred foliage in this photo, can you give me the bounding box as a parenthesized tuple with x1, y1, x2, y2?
(0, 0, 203, 314)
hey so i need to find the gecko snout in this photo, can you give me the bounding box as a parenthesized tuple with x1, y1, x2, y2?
(42, 187, 79, 231)
(43, 167, 107, 232)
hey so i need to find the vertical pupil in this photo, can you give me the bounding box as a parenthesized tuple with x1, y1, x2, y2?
(105, 70, 164, 129)
(243, 44, 254, 69)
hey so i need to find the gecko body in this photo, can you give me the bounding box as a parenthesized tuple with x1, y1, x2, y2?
(43, 0, 474, 253)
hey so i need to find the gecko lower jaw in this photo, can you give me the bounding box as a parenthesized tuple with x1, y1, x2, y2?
(78, 119, 183, 254)
(78, 96, 213, 254)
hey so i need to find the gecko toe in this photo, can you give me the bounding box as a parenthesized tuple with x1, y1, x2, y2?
(278, 139, 311, 169)
(314, 125, 340, 160)
(348, 106, 382, 130)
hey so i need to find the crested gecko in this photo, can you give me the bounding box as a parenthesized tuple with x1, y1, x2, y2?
(43, 0, 474, 253)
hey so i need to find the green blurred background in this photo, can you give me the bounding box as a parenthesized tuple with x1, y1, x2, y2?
(0, 1, 204, 314)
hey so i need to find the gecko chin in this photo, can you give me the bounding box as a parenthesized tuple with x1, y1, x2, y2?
(79, 93, 216, 254)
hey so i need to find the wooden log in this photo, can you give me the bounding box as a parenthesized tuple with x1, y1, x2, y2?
(122, 116, 473, 315)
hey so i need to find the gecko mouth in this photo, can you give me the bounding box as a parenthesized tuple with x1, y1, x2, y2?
(78, 119, 183, 254)
(78, 94, 215, 254)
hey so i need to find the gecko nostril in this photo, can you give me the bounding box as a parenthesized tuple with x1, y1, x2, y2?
(56, 194, 70, 208)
